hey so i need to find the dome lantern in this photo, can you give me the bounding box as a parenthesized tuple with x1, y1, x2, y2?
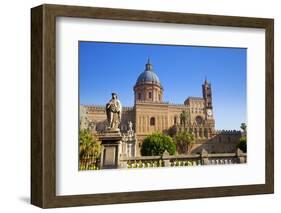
(145, 58, 153, 71)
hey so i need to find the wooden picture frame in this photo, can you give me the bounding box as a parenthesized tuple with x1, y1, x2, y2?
(31, 4, 274, 208)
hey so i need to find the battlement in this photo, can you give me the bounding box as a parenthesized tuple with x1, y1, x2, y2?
(168, 103, 189, 107)
(135, 100, 191, 108)
(122, 106, 134, 111)
(187, 96, 204, 100)
(135, 100, 169, 104)
(215, 130, 241, 135)
(80, 105, 134, 112)
(184, 97, 205, 106)
(80, 105, 105, 112)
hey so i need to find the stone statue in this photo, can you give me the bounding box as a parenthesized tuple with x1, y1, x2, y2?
(128, 121, 133, 132)
(106, 93, 122, 130)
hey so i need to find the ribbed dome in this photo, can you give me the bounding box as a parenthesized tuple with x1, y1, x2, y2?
(135, 58, 161, 86)
(136, 70, 161, 85)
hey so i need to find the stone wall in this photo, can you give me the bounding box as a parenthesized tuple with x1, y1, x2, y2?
(80, 104, 242, 156)
(80, 105, 134, 133)
(176, 129, 241, 154)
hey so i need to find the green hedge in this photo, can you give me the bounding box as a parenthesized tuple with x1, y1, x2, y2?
(141, 133, 176, 156)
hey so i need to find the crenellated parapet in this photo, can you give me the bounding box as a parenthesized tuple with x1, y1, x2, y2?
(168, 103, 188, 107)
(186, 97, 204, 101)
(215, 130, 241, 135)
(80, 105, 105, 113)
(81, 104, 134, 113)
(135, 100, 169, 104)
(122, 106, 134, 111)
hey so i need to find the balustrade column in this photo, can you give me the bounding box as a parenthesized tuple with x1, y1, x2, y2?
(200, 149, 209, 165)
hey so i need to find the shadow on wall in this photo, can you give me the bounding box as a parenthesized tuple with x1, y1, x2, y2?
(191, 132, 242, 154)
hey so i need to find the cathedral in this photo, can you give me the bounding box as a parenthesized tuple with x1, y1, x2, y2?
(80, 59, 241, 156)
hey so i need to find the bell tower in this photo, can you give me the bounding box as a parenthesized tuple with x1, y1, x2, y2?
(202, 79, 212, 108)
(202, 79, 213, 120)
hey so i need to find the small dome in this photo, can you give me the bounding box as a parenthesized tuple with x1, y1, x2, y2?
(135, 58, 161, 86)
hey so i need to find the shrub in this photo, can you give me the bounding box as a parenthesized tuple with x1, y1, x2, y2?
(141, 133, 176, 156)
(237, 136, 247, 153)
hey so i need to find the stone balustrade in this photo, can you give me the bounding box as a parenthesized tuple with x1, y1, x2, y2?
(119, 148, 246, 169)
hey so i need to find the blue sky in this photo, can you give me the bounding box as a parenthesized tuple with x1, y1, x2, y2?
(79, 41, 246, 130)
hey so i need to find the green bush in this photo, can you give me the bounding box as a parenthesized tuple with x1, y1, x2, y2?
(237, 136, 247, 153)
(141, 133, 176, 156)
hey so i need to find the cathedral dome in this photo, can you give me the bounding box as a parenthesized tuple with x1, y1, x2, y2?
(135, 58, 161, 86)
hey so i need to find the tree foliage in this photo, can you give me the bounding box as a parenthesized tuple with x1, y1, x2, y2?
(237, 136, 247, 153)
(180, 110, 189, 125)
(174, 132, 195, 154)
(79, 129, 101, 159)
(141, 133, 176, 156)
(240, 123, 247, 132)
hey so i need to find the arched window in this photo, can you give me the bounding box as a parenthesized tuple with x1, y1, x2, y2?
(174, 116, 177, 124)
(138, 93, 141, 100)
(150, 117, 155, 126)
(204, 128, 208, 138)
(195, 116, 203, 125)
(149, 92, 152, 99)
(199, 128, 203, 137)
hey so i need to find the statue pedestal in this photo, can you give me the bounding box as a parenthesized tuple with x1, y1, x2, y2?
(99, 131, 122, 169)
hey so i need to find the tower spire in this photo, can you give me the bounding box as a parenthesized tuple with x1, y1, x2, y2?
(202, 78, 212, 109)
(145, 57, 153, 71)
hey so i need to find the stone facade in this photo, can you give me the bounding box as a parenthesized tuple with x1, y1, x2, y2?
(80, 59, 241, 156)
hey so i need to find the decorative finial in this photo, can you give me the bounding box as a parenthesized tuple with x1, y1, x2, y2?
(145, 57, 153, 71)
(204, 76, 208, 84)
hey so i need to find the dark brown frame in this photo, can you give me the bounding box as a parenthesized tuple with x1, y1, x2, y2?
(31, 4, 274, 208)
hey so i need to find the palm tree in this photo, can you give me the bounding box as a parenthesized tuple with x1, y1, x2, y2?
(180, 110, 189, 126)
(79, 129, 101, 166)
(240, 123, 247, 132)
(174, 132, 195, 154)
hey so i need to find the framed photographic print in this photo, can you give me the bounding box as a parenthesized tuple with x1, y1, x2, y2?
(31, 4, 274, 208)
